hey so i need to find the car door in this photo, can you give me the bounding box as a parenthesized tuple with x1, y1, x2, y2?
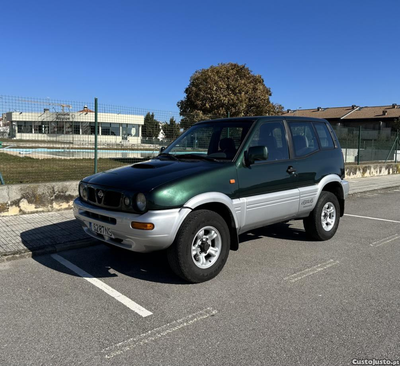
(236, 120, 300, 233)
(286, 120, 323, 215)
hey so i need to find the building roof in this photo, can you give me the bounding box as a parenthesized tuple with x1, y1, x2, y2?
(282, 106, 358, 119)
(344, 105, 400, 119)
(282, 104, 400, 120)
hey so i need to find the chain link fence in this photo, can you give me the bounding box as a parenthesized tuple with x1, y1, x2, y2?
(0, 95, 181, 184)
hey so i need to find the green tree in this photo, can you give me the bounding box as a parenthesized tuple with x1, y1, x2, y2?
(177, 63, 284, 129)
(164, 117, 181, 140)
(142, 112, 160, 139)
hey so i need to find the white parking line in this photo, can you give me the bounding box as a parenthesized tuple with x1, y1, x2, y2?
(370, 234, 400, 247)
(102, 307, 218, 359)
(51, 254, 152, 318)
(344, 214, 400, 224)
(284, 259, 340, 283)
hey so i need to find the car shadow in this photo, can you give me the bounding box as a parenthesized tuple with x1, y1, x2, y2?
(22, 220, 308, 285)
(20, 220, 186, 284)
(239, 222, 308, 244)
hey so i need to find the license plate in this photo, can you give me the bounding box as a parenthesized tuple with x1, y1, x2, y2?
(91, 223, 114, 238)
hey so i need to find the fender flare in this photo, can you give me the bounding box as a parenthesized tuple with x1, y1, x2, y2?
(183, 192, 239, 229)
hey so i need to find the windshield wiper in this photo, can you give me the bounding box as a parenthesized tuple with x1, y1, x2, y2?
(178, 154, 218, 162)
(156, 153, 179, 161)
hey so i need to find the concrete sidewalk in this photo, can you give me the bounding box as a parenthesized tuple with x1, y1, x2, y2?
(1, 174, 400, 262)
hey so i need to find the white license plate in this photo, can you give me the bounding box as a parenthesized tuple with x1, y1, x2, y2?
(91, 223, 114, 238)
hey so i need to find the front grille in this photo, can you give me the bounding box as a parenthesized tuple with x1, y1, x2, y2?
(86, 185, 122, 209)
(103, 190, 122, 207)
(88, 187, 96, 202)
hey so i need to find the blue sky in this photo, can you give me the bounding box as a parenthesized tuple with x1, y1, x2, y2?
(1, 0, 399, 114)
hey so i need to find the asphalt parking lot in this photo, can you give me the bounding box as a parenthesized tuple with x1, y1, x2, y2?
(1, 187, 400, 366)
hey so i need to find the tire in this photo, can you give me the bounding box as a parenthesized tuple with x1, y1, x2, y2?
(167, 209, 230, 283)
(303, 191, 340, 241)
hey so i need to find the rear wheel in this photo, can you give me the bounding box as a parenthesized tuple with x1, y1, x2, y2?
(167, 209, 230, 283)
(303, 191, 340, 241)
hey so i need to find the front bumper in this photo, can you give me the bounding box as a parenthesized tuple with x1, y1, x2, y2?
(73, 198, 191, 253)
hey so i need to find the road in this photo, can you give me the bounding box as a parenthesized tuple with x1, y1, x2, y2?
(1, 188, 400, 366)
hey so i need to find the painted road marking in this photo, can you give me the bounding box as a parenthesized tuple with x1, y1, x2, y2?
(370, 234, 400, 247)
(102, 307, 218, 359)
(344, 214, 400, 224)
(51, 254, 152, 318)
(284, 259, 340, 283)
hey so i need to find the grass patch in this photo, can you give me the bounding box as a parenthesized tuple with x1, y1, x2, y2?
(0, 152, 145, 184)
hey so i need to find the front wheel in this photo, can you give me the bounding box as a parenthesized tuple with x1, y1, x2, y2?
(303, 191, 340, 241)
(167, 210, 230, 283)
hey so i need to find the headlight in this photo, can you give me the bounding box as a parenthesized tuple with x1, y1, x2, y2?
(136, 193, 147, 212)
(79, 182, 88, 201)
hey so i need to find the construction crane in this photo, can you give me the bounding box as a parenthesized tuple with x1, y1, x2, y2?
(19, 99, 73, 112)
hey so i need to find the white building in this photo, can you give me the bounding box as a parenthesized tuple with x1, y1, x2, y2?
(5, 106, 144, 144)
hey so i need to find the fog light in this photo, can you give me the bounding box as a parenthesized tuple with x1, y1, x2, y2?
(124, 196, 131, 207)
(131, 222, 154, 230)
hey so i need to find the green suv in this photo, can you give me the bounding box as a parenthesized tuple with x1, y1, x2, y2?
(74, 116, 349, 283)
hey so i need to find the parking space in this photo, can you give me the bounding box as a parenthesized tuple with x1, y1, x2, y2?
(1, 188, 400, 365)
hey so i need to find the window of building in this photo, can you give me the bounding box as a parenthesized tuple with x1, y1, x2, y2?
(90, 123, 99, 135)
(17, 122, 33, 133)
(101, 124, 111, 135)
(122, 124, 139, 138)
(33, 122, 45, 134)
(73, 122, 81, 135)
(111, 123, 120, 136)
(101, 123, 121, 136)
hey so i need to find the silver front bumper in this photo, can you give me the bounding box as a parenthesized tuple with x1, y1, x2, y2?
(73, 198, 191, 253)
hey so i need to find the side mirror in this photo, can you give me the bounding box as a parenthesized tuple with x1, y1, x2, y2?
(245, 146, 268, 166)
(159, 146, 166, 153)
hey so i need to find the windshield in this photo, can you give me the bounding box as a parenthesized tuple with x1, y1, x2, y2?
(161, 120, 255, 161)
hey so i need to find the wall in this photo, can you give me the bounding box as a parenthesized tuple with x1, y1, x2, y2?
(345, 163, 400, 179)
(0, 181, 78, 216)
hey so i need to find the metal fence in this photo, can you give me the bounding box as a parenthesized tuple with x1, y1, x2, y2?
(0, 95, 181, 184)
(333, 126, 399, 164)
(1, 95, 399, 185)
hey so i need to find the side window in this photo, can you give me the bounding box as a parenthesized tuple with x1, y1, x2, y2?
(314, 122, 334, 149)
(249, 122, 289, 162)
(289, 122, 319, 157)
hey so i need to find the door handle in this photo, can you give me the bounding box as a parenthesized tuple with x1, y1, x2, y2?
(287, 166, 297, 175)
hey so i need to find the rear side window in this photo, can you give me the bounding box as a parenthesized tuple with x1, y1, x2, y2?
(314, 123, 334, 149)
(289, 122, 319, 157)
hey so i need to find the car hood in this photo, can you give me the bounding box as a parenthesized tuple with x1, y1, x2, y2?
(83, 158, 227, 192)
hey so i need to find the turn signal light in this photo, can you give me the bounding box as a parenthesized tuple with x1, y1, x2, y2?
(131, 222, 155, 230)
